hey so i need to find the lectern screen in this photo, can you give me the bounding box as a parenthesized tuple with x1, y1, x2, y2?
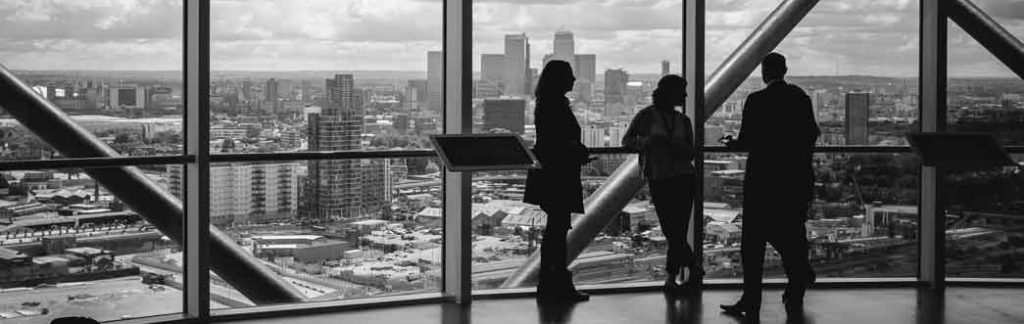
(430, 134, 538, 171)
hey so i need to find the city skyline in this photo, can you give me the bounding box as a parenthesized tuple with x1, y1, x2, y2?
(0, 0, 1021, 77)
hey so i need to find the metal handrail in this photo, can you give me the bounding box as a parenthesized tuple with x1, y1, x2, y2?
(0, 64, 305, 304)
(501, 0, 822, 288)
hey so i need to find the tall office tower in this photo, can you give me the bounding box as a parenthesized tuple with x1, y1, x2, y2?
(845, 92, 870, 145)
(241, 79, 253, 100)
(303, 74, 364, 220)
(427, 51, 443, 113)
(168, 162, 299, 226)
(504, 34, 530, 95)
(605, 69, 629, 105)
(265, 78, 279, 102)
(407, 79, 428, 106)
(574, 54, 597, 102)
(661, 60, 670, 76)
(481, 54, 505, 83)
(542, 54, 555, 70)
(483, 99, 527, 134)
(553, 31, 575, 70)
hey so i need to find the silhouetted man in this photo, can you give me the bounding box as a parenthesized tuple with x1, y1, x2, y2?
(720, 52, 820, 319)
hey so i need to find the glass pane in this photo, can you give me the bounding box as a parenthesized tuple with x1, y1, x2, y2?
(471, 154, 656, 290)
(0, 166, 183, 322)
(0, 1, 184, 159)
(703, 152, 919, 278)
(945, 10, 1023, 277)
(705, 0, 919, 147)
(471, 0, 683, 145)
(947, 22, 1024, 145)
(944, 154, 1024, 278)
(210, 0, 443, 154)
(203, 157, 441, 308)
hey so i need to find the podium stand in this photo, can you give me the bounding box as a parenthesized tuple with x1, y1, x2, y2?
(907, 132, 1015, 171)
(429, 134, 539, 171)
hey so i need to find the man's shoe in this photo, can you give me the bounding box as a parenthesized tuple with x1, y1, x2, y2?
(565, 289, 590, 302)
(720, 300, 760, 318)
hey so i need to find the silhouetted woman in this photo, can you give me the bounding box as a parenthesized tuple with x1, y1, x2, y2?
(622, 75, 701, 294)
(523, 60, 591, 302)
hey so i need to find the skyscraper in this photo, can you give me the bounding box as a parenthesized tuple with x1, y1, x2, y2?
(553, 31, 575, 70)
(574, 54, 597, 102)
(481, 54, 505, 83)
(483, 99, 527, 134)
(265, 78, 279, 102)
(504, 34, 530, 95)
(845, 92, 870, 145)
(303, 74, 363, 220)
(605, 69, 629, 104)
(661, 60, 670, 76)
(427, 51, 443, 113)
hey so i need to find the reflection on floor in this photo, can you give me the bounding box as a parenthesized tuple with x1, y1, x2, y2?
(231, 287, 1024, 324)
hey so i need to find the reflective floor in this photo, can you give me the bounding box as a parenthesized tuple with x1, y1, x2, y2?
(231, 287, 1024, 324)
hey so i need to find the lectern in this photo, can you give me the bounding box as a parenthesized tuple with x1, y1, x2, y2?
(429, 134, 539, 171)
(907, 132, 1015, 170)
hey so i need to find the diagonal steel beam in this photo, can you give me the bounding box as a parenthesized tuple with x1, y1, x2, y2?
(949, 0, 1024, 80)
(501, 0, 820, 288)
(0, 65, 305, 304)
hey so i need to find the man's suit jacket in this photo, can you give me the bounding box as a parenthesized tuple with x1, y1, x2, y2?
(733, 80, 821, 223)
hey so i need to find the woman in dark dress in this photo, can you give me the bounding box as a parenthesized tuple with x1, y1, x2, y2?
(523, 60, 591, 302)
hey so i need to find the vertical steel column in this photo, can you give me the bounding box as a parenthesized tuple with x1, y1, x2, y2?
(184, 0, 210, 318)
(442, 0, 473, 304)
(920, 0, 948, 288)
(501, 0, 821, 288)
(949, 0, 1024, 80)
(684, 0, 706, 284)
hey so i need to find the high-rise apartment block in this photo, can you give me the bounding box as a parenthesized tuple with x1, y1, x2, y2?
(361, 159, 393, 217)
(483, 99, 527, 134)
(662, 60, 670, 76)
(302, 74, 364, 220)
(168, 162, 299, 226)
(845, 91, 870, 145)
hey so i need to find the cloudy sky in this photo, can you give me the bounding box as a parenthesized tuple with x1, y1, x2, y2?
(0, 0, 1021, 77)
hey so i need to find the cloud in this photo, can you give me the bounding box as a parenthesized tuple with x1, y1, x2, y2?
(0, 0, 1019, 77)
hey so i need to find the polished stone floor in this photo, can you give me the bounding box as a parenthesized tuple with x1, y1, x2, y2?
(232, 287, 1024, 324)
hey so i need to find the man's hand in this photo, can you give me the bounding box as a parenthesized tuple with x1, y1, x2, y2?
(720, 135, 740, 149)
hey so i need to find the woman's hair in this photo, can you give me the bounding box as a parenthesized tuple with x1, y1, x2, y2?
(652, 74, 687, 106)
(534, 60, 573, 98)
